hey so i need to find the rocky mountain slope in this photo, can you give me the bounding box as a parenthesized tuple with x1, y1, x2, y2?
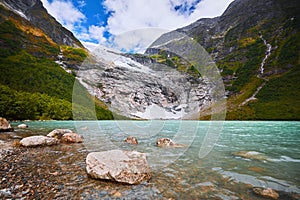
(147, 0, 300, 119)
(0, 0, 112, 120)
(0, 0, 82, 47)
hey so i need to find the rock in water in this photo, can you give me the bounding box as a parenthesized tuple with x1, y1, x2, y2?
(20, 136, 59, 147)
(156, 138, 185, 147)
(125, 136, 138, 144)
(60, 133, 83, 143)
(232, 151, 270, 162)
(253, 187, 279, 199)
(86, 150, 151, 185)
(0, 117, 14, 132)
(17, 124, 28, 129)
(47, 129, 73, 139)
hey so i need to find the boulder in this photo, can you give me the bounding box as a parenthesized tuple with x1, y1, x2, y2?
(156, 138, 185, 147)
(0, 117, 14, 132)
(47, 129, 73, 139)
(17, 124, 28, 129)
(20, 136, 59, 147)
(86, 150, 151, 185)
(253, 187, 279, 199)
(60, 132, 83, 143)
(125, 136, 138, 144)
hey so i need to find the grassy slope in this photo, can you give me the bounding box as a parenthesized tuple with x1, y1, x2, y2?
(0, 6, 113, 120)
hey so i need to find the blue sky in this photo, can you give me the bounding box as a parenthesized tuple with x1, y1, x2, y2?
(41, 0, 234, 51)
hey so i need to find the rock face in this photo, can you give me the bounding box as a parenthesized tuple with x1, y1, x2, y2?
(156, 138, 185, 147)
(17, 124, 28, 129)
(0, 117, 14, 132)
(20, 136, 59, 147)
(60, 133, 83, 143)
(77, 48, 213, 120)
(125, 136, 138, 145)
(0, 0, 83, 47)
(86, 150, 151, 185)
(253, 187, 279, 199)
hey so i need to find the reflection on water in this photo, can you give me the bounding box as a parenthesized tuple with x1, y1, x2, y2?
(4, 120, 300, 199)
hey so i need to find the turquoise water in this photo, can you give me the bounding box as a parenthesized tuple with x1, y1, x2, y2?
(10, 120, 300, 199)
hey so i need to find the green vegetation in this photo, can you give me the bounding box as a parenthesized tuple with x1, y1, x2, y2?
(0, 7, 113, 120)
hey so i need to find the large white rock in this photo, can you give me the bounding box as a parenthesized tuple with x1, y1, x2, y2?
(86, 150, 151, 185)
(17, 124, 28, 129)
(20, 136, 59, 147)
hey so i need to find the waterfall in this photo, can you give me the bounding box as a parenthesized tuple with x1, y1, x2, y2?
(259, 34, 272, 75)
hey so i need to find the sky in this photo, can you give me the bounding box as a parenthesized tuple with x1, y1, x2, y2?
(40, 0, 235, 52)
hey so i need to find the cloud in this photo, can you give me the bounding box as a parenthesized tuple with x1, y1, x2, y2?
(77, 25, 107, 44)
(103, 0, 234, 36)
(41, 0, 86, 32)
(101, 0, 234, 52)
(41, 0, 107, 46)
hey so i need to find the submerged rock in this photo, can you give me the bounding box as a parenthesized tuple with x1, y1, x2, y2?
(60, 133, 83, 143)
(47, 129, 73, 139)
(232, 151, 270, 162)
(17, 124, 28, 129)
(0, 117, 14, 132)
(86, 150, 151, 185)
(253, 187, 279, 199)
(125, 136, 138, 144)
(156, 138, 185, 147)
(20, 136, 59, 147)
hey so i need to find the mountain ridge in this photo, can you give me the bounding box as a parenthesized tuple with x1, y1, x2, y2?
(146, 0, 300, 120)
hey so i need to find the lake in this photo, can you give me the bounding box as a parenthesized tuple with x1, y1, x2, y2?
(7, 120, 300, 199)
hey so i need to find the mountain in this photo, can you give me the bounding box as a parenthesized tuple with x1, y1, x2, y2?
(0, 0, 112, 120)
(146, 0, 300, 120)
(0, 0, 82, 47)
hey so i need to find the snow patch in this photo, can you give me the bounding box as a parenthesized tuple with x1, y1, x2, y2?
(0, 2, 28, 20)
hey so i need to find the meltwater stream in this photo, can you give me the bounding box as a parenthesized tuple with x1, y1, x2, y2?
(6, 120, 300, 199)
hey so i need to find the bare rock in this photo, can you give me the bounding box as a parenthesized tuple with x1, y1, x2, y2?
(253, 187, 279, 199)
(17, 124, 28, 129)
(86, 150, 151, 185)
(20, 136, 59, 147)
(47, 129, 73, 139)
(156, 138, 185, 147)
(60, 133, 83, 143)
(125, 136, 138, 144)
(0, 117, 14, 132)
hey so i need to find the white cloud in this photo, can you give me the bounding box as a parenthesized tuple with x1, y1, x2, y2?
(190, 0, 234, 19)
(103, 0, 234, 36)
(41, 0, 107, 46)
(101, 0, 234, 52)
(41, 0, 86, 32)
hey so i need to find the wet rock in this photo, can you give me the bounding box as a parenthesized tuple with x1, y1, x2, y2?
(47, 129, 73, 139)
(20, 136, 59, 147)
(125, 136, 138, 144)
(86, 150, 151, 185)
(232, 151, 270, 161)
(253, 187, 279, 199)
(0, 117, 14, 132)
(60, 133, 83, 143)
(17, 124, 28, 129)
(156, 138, 185, 147)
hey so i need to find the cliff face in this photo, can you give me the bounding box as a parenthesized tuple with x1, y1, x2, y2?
(147, 0, 300, 120)
(0, 0, 83, 47)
